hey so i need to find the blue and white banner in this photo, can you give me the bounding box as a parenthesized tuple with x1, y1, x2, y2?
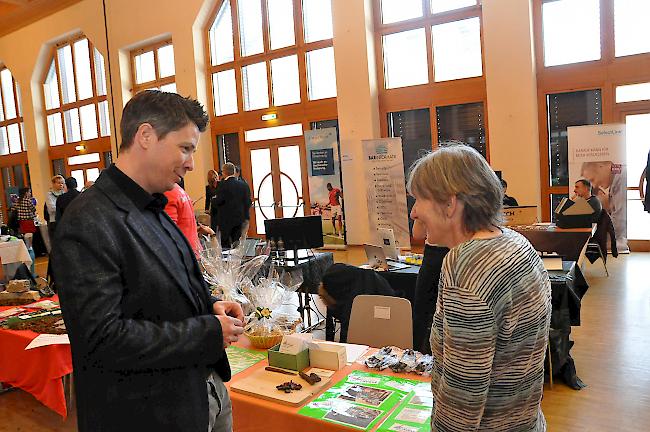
(305, 128, 346, 246)
(362, 138, 411, 250)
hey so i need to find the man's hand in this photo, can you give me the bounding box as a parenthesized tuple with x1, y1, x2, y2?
(213, 301, 245, 323)
(216, 315, 244, 348)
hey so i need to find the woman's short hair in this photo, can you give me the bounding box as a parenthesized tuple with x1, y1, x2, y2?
(51, 175, 64, 184)
(207, 169, 218, 182)
(407, 144, 503, 233)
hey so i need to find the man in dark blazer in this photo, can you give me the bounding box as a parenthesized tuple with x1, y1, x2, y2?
(213, 162, 251, 248)
(54, 176, 80, 221)
(51, 91, 244, 432)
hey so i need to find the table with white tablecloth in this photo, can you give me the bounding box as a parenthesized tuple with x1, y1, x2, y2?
(0, 239, 32, 280)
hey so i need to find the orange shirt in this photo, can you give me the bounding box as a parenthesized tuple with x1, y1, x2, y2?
(164, 184, 200, 256)
(328, 188, 341, 206)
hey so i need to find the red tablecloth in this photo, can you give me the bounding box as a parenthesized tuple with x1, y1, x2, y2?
(0, 297, 73, 418)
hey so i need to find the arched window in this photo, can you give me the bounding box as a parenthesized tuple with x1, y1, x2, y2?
(131, 40, 176, 94)
(42, 35, 112, 189)
(0, 66, 25, 155)
(0, 65, 28, 223)
(206, 0, 338, 236)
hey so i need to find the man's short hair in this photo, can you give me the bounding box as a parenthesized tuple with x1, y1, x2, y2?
(119, 90, 209, 151)
(576, 178, 592, 193)
(222, 162, 235, 176)
(65, 177, 78, 190)
(327, 183, 332, 188)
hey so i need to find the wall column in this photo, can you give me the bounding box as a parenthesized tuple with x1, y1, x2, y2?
(483, 0, 541, 210)
(332, 0, 381, 245)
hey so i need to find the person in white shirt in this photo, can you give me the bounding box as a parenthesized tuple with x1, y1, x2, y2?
(45, 175, 65, 246)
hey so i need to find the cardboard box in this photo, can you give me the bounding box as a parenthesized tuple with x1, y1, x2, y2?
(308, 342, 346, 371)
(267, 344, 309, 371)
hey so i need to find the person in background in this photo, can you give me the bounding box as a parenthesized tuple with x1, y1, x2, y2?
(233, 166, 252, 237)
(326, 183, 343, 237)
(15, 187, 38, 276)
(572, 178, 602, 222)
(82, 180, 94, 191)
(45, 175, 65, 243)
(410, 219, 448, 355)
(51, 90, 243, 432)
(213, 163, 251, 247)
(408, 144, 550, 431)
(205, 169, 219, 214)
(639, 149, 650, 213)
(165, 178, 214, 257)
(501, 178, 519, 207)
(56, 177, 81, 221)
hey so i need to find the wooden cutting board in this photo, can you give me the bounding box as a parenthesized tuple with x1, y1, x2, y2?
(231, 368, 331, 406)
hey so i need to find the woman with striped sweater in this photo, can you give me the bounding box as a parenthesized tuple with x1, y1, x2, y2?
(408, 145, 551, 431)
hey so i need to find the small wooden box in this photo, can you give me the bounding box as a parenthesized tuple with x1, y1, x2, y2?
(267, 344, 310, 371)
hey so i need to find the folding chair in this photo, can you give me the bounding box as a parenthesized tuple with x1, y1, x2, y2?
(347, 295, 413, 349)
(585, 241, 609, 276)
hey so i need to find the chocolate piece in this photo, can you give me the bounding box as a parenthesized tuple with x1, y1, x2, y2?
(299, 371, 322, 385)
(275, 380, 302, 393)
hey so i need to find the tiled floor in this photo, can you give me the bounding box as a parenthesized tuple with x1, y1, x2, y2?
(2, 252, 650, 431)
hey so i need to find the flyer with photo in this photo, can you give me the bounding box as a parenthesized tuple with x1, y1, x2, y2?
(226, 346, 266, 376)
(377, 382, 433, 432)
(298, 370, 421, 430)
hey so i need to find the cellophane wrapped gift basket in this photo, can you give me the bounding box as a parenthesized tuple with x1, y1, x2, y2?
(200, 237, 303, 349)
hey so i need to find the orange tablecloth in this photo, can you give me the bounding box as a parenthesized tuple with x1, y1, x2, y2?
(228, 338, 428, 432)
(0, 297, 73, 418)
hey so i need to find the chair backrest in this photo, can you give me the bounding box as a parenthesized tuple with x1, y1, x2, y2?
(347, 295, 413, 349)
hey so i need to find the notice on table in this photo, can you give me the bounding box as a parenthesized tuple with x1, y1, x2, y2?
(376, 382, 432, 432)
(362, 139, 410, 250)
(298, 370, 420, 430)
(226, 346, 266, 376)
(25, 333, 70, 350)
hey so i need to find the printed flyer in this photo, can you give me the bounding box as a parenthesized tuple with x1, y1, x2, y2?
(225, 346, 266, 376)
(298, 370, 420, 430)
(377, 382, 433, 432)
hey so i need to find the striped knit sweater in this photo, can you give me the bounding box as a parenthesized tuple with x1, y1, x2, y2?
(430, 228, 551, 431)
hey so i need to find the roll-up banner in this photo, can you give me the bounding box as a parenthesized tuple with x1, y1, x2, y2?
(362, 138, 411, 250)
(305, 128, 346, 246)
(568, 124, 628, 252)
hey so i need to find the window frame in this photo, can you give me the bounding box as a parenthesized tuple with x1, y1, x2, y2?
(41, 34, 112, 177)
(130, 39, 176, 94)
(0, 65, 26, 155)
(373, 0, 488, 160)
(204, 0, 339, 225)
(533, 0, 650, 220)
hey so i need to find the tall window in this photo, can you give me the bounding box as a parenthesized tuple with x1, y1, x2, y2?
(207, 0, 336, 117)
(0, 67, 25, 155)
(535, 0, 650, 220)
(376, 0, 487, 159)
(131, 40, 177, 94)
(43, 36, 111, 147)
(379, 0, 482, 89)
